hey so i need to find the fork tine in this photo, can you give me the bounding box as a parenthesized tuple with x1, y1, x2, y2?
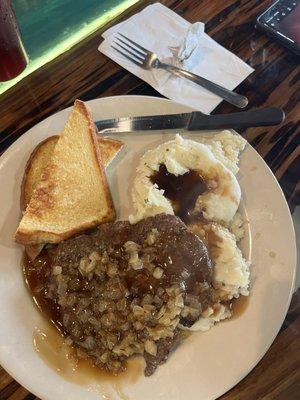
(117, 32, 149, 54)
(113, 40, 145, 62)
(115, 37, 146, 58)
(111, 45, 143, 66)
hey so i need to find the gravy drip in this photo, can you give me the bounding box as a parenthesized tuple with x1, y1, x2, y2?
(229, 295, 249, 320)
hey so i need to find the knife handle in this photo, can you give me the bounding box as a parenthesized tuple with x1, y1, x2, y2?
(187, 108, 285, 131)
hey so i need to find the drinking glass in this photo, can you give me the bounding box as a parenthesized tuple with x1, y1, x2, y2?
(0, 0, 28, 82)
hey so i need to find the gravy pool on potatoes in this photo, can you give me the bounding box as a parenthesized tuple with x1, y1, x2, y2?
(150, 164, 207, 224)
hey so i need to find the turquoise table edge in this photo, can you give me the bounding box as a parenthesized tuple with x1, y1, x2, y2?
(0, 0, 139, 96)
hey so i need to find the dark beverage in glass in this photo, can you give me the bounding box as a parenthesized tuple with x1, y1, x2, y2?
(0, 0, 28, 82)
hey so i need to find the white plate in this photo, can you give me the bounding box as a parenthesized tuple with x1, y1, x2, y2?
(0, 96, 296, 400)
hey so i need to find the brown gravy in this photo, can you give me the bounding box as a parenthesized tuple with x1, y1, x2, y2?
(33, 323, 142, 387)
(22, 217, 248, 388)
(229, 295, 250, 320)
(23, 251, 64, 333)
(150, 164, 207, 223)
(23, 252, 142, 391)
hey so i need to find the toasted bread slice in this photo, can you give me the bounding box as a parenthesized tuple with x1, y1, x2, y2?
(98, 137, 123, 168)
(20, 136, 58, 212)
(21, 135, 122, 260)
(21, 135, 123, 211)
(21, 132, 122, 258)
(24, 244, 44, 261)
(15, 100, 116, 245)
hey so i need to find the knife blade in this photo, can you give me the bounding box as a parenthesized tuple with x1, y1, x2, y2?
(95, 108, 285, 134)
(96, 113, 191, 133)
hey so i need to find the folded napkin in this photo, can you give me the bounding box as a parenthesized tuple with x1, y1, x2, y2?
(99, 3, 253, 114)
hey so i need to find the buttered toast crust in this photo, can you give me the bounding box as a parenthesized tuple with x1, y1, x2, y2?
(15, 100, 117, 245)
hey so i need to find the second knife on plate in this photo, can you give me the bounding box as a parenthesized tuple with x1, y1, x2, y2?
(96, 107, 285, 134)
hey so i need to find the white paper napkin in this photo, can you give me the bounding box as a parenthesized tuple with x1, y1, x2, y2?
(99, 3, 254, 114)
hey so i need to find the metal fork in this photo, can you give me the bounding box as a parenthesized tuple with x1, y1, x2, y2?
(112, 33, 248, 109)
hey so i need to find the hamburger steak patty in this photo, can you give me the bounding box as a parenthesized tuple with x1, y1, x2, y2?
(44, 214, 213, 375)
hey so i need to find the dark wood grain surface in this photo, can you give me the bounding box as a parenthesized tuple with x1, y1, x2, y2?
(0, 0, 299, 399)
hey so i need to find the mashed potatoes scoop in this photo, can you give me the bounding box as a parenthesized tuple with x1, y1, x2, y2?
(130, 135, 241, 224)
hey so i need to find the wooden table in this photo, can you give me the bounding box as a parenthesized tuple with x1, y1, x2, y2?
(0, 0, 299, 399)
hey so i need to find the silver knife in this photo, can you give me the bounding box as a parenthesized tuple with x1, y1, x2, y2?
(96, 108, 284, 134)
